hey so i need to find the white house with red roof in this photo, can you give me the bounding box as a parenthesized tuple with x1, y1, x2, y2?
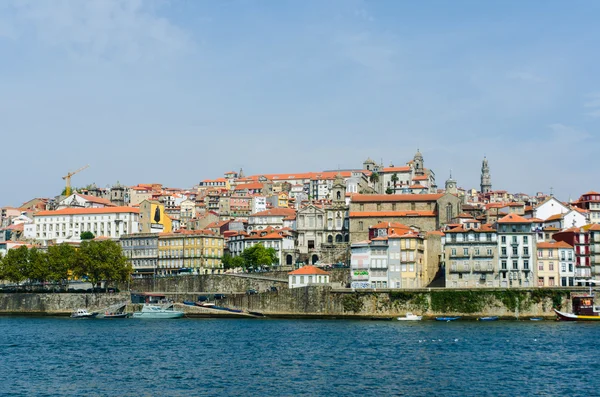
(288, 265, 331, 288)
(33, 207, 140, 243)
(496, 213, 536, 288)
(57, 193, 116, 210)
(247, 208, 296, 231)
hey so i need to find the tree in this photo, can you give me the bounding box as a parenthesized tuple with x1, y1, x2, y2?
(80, 231, 95, 240)
(241, 244, 278, 271)
(0, 246, 29, 286)
(369, 172, 379, 185)
(47, 243, 77, 291)
(222, 254, 245, 270)
(73, 240, 131, 292)
(385, 187, 393, 194)
(26, 248, 50, 287)
(391, 173, 399, 190)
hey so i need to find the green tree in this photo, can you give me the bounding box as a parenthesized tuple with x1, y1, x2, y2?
(369, 172, 379, 185)
(26, 248, 50, 287)
(385, 187, 393, 194)
(391, 173, 399, 190)
(47, 243, 77, 291)
(80, 231, 95, 240)
(0, 246, 29, 286)
(74, 240, 131, 292)
(241, 244, 278, 271)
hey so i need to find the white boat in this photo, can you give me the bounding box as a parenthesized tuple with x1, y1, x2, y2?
(70, 309, 98, 318)
(397, 312, 422, 321)
(132, 304, 184, 319)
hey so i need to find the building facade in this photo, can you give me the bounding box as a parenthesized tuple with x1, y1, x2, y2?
(496, 214, 536, 288)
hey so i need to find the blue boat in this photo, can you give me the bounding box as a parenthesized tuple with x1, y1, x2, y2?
(478, 316, 498, 321)
(435, 317, 461, 321)
(183, 301, 196, 306)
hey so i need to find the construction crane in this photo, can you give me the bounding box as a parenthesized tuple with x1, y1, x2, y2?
(62, 165, 89, 196)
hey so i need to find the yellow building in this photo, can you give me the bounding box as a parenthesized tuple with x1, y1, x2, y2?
(158, 230, 224, 275)
(536, 241, 572, 287)
(140, 200, 172, 233)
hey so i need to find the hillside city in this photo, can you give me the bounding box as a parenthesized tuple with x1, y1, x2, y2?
(2, 150, 599, 290)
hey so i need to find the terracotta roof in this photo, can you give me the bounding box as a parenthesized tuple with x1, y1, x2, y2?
(351, 194, 444, 202)
(497, 213, 532, 224)
(545, 214, 563, 222)
(349, 211, 436, 218)
(234, 182, 264, 191)
(370, 221, 410, 229)
(587, 224, 600, 231)
(35, 207, 139, 216)
(251, 208, 296, 217)
(381, 166, 411, 173)
(427, 230, 445, 236)
(537, 241, 573, 249)
(371, 236, 388, 241)
(412, 175, 429, 181)
(288, 265, 330, 276)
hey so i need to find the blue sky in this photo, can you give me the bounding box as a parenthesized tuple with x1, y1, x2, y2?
(1, 0, 599, 206)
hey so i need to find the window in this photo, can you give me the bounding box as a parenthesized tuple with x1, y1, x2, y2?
(359, 221, 363, 231)
(561, 264, 566, 272)
(549, 277, 555, 286)
(538, 277, 544, 287)
(501, 260, 507, 270)
(549, 262, 554, 271)
(501, 236, 506, 243)
(537, 249, 543, 258)
(524, 260, 529, 270)
(523, 236, 528, 244)
(512, 260, 518, 270)
(501, 247, 507, 256)
(512, 247, 518, 256)
(538, 262, 543, 271)
(463, 248, 469, 256)
(523, 247, 529, 256)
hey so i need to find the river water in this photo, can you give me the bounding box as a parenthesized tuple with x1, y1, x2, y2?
(0, 317, 597, 396)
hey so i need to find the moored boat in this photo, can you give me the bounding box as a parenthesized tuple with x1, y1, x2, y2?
(397, 312, 422, 321)
(71, 309, 98, 318)
(478, 316, 498, 321)
(132, 304, 184, 319)
(555, 292, 600, 321)
(435, 316, 460, 322)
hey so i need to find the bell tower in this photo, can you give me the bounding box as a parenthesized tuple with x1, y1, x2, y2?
(413, 149, 424, 176)
(480, 157, 492, 194)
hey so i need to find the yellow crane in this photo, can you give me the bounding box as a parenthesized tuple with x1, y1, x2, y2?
(62, 165, 89, 196)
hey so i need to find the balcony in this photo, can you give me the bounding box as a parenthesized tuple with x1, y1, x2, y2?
(449, 266, 471, 273)
(473, 265, 495, 273)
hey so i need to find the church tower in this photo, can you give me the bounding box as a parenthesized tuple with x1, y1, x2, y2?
(413, 149, 424, 176)
(445, 171, 458, 195)
(331, 173, 347, 207)
(480, 157, 492, 194)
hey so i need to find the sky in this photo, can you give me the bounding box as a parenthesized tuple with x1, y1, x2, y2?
(1, 0, 600, 206)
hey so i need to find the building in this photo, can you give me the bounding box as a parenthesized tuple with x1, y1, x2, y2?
(444, 223, 498, 288)
(157, 230, 224, 276)
(536, 241, 574, 287)
(288, 265, 331, 289)
(33, 207, 140, 243)
(496, 213, 536, 288)
(349, 225, 442, 289)
(243, 228, 295, 267)
(573, 191, 600, 224)
(120, 233, 159, 277)
(139, 200, 173, 233)
(349, 192, 461, 242)
(480, 157, 492, 194)
(56, 193, 116, 209)
(247, 208, 296, 231)
(554, 226, 595, 282)
(376, 150, 437, 195)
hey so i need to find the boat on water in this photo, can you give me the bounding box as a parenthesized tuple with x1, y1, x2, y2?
(530, 318, 544, 321)
(478, 316, 499, 321)
(101, 312, 130, 319)
(71, 309, 98, 319)
(132, 304, 184, 319)
(435, 317, 460, 322)
(397, 312, 422, 321)
(555, 289, 600, 321)
(183, 301, 197, 306)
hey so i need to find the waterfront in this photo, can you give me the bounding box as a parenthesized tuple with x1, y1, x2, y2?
(0, 317, 598, 396)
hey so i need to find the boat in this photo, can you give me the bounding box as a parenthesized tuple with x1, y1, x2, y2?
(102, 312, 130, 319)
(530, 318, 544, 321)
(555, 292, 600, 321)
(195, 302, 215, 308)
(70, 309, 98, 318)
(478, 316, 498, 321)
(397, 312, 422, 321)
(435, 317, 460, 322)
(132, 304, 185, 319)
(183, 301, 196, 306)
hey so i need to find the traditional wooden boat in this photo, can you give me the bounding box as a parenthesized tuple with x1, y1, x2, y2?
(477, 316, 498, 321)
(435, 317, 460, 322)
(102, 312, 130, 319)
(555, 292, 600, 321)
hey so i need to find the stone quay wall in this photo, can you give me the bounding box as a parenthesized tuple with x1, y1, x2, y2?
(0, 292, 130, 315)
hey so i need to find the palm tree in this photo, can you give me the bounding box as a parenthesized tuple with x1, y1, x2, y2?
(369, 172, 379, 185)
(391, 173, 399, 191)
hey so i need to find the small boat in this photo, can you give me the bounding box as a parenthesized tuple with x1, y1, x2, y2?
(102, 312, 130, 319)
(132, 304, 184, 319)
(478, 316, 498, 321)
(554, 309, 600, 322)
(183, 301, 196, 306)
(530, 317, 544, 321)
(555, 292, 600, 321)
(397, 312, 422, 321)
(71, 309, 98, 319)
(195, 302, 215, 308)
(435, 317, 460, 322)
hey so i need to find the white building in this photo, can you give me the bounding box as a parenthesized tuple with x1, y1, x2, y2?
(288, 265, 331, 288)
(57, 193, 116, 209)
(497, 213, 536, 288)
(33, 207, 140, 244)
(247, 208, 296, 231)
(251, 196, 267, 214)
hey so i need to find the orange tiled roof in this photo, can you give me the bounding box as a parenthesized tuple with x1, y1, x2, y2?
(349, 211, 436, 218)
(537, 241, 573, 249)
(251, 208, 296, 217)
(352, 194, 444, 202)
(36, 207, 139, 216)
(288, 265, 330, 276)
(381, 166, 411, 173)
(497, 213, 532, 224)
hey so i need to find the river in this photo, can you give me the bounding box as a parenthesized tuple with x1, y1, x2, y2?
(0, 317, 596, 396)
